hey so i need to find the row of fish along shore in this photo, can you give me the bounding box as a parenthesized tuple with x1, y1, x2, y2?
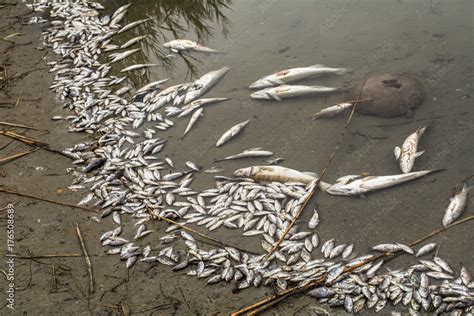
(0, 1, 473, 315)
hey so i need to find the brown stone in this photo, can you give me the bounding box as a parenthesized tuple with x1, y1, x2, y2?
(352, 73, 425, 118)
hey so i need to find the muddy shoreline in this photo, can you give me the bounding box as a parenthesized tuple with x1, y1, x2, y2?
(1, 1, 473, 315)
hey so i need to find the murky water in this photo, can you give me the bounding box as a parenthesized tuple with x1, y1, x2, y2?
(98, 0, 473, 314)
(18, 0, 472, 314)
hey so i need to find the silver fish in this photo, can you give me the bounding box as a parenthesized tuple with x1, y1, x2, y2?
(250, 85, 342, 101)
(394, 126, 427, 173)
(216, 119, 251, 147)
(442, 183, 471, 227)
(326, 170, 442, 196)
(312, 102, 354, 120)
(183, 108, 203, 137)
(184, 67, 230, 104)
(215, 148, 273, 162)
(164, 39, 220, 53)
(249, 64, 352, 89)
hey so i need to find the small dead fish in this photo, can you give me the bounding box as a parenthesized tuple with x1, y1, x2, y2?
(215, 148, 273, 162)
(204, 167, 225, 174)
(216, 119, 251, 147)
(394, 126, 427, 173)
(442, 183, 471, 227)
(266, 157, 285, 165)
(183, 108, 203, 137)
(121, 64, 158, 73)
(312, 102, 354, 120)
(415, 243, 437, 257)
(164, 39, 220, 53)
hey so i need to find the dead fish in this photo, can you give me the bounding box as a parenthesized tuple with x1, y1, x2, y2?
(394, 126, 427, 173)
(183, 108, 203, 137)
(442, 183, 471, 227)
(204, 167, 225, 174)
(308, 207, 320, 229)
(109, 48, 141, 64)
(121, 64, 158, 73)
(164, 39, 220, 53)
(415, 243, 437, 257)
(372, 243, 405, 253)
(312, 102, 354, 120)
(266, 157, 285, 165)
(234, 165, 321, 185)
(216, 119, 251, 147)
(250, 85, 343, 101)
(117, 18, 149, 34)
(249, 64, 352, 89)
(215, 148, 273, 162)
(121, 35, 147, 49)
(326, 170, 443, 196)
(184, 67, 230, 104)
(178, 98, 229, 118)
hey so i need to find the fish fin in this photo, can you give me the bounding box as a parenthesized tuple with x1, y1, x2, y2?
(414, 150, 425, 158)
(311, 113, 322, 120)
(335, 68, 353, 75)
(303, 172, 319, 178)
(394, 146, 401, 160)
(268, 91, 282, 101)
(310, 64, 326, 68)
(417, 126, 427, 136)
(359, 193, 367, 199)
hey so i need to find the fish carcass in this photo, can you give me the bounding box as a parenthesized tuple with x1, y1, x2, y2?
(394, 126, 427, 173)
(164, 39, 220, 53)
(216, 119, 251, 147)
(234, 165, 326, 186)
(249, 64, 352, 89)
(184, 66, 230, 104)
(215, 148, 273, 162)
(326, 170, 441, 196)
(312, 102, 354, 120)
(250, 85, 343, 101)
(442, 183, 471, 227)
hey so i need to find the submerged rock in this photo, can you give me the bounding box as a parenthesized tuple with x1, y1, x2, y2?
(352, 73, 425, 118)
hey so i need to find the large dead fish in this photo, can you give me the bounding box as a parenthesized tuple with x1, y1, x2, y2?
(394, 126, 427, 173)
(215, 148, 273, 162)
(326, 170, 442, 196)
(184, 67, 230, 104)
(249, 64, 352, 89)
(234, 165, 320, 184)
(250, 85, 342, 101)
(442, 183, 471, 227)
(164, 39, 220, 54)
(216, 119, 251, 147)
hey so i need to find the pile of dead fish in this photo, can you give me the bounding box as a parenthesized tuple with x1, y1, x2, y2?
(26, 1, 473, 314)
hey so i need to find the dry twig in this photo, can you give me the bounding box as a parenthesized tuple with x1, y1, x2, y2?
(0, 188, 99, 213)
(75, 222, 94, 295)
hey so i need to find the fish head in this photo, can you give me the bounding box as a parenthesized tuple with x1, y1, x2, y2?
(249, 79, 273, 89)
(233, 167, 255, 178)
(326, 183, 361, 196)
(250, 90, 271, 100)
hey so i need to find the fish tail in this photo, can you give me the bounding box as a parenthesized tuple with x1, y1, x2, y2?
(312, 112, 323, 120)
(335, 68, 353, 75)
(417, 126, 428, 136)
(426, 168, 446, 175)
